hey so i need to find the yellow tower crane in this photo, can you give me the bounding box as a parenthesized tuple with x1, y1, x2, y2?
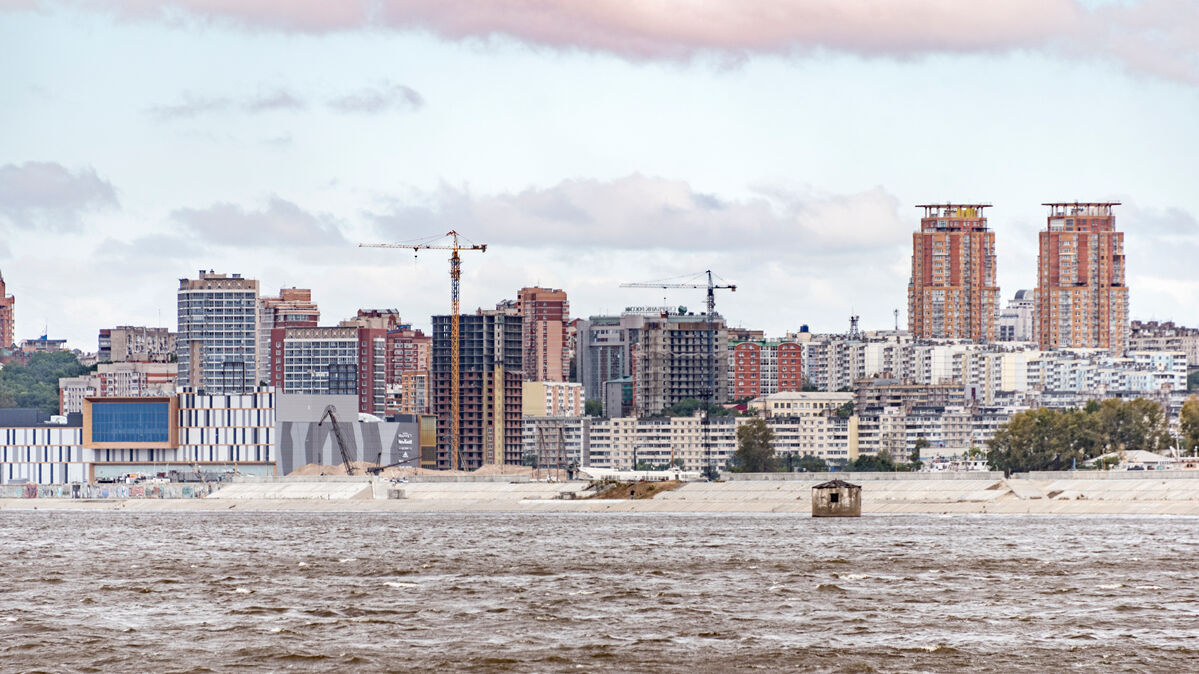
(360, 231, 487, 471)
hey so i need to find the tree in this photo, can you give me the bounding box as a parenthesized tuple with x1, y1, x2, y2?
(911, 437, 929, 465)
(584, 400, 604, 417)
(734, 418, 777, 472)
(1093, 398, 1172, 456)
(1189, 371, 1199, 391)
(796, 454, 828, 472)
(0, 351, 90, 415)
(1181, 396, 1199, 455)
(834, 401, 854, 419)
(659, 398, 738, 418)
(847, 451, 902, 472)
(986, 399, 1168, 474)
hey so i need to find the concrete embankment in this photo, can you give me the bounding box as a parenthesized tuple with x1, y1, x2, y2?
(4, 472, 1199, 514)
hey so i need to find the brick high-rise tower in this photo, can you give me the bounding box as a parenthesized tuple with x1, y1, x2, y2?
(1035, 202, 1128, 354)
(0, 270, 13, 348)
(908, 204, 999, 342)
(516, 286, 569, 382)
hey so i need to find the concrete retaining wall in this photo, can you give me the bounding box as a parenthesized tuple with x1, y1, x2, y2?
(722, 471, 1005, 481)
(0, 483, 217, 499)
(1014, 470, 1199, 480)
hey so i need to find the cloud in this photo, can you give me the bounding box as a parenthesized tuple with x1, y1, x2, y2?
(49, 0, 1199, 85)
(147, 93, 231, 120)
(0, 161, 118, 230)
(327, 82, 424, 113)
(244, 89, 305, 112)
(149, 84, 421, 120)
(368, 174, 906, 256)
(171, 196, 347, 247)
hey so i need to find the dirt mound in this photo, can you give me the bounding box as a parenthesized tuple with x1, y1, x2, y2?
(592, 480, 684, 500)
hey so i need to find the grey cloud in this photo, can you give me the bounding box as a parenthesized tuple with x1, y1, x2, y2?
(0, 161, 118, 231)
(171, 196, 347, 247)
(244, 89, 306, 112)
(147, 94, 231, 120)
(327, 83, 424, 113)
(367, 175, 907, 256)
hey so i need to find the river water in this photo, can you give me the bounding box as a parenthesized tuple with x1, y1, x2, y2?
(1, 511, 1196, 672)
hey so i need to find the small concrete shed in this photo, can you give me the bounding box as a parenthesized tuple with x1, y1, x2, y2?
(811, 479, 861, 517)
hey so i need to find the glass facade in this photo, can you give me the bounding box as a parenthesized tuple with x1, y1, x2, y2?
(91, 402, 171, 443)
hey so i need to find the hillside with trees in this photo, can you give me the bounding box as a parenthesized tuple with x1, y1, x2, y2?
(0, 352, 89, 415)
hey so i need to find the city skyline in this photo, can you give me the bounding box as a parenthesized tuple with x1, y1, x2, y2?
(3, 1, 1198, 348)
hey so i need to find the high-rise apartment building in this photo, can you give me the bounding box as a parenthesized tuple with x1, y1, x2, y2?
(432, 311, 523, 469)
(0, 270, 14, 347)
(516, 287, 570, 382)
(257, 288, 319, 383)
(268, 326, 386, 415)
(1035, 202, 1129, 354)
(386, 326, 432, 415)
(177, 271, 260, 394)
(908, 204, 999, 342)
(728, 339, 805, 400)
(631, 313, 729, 416)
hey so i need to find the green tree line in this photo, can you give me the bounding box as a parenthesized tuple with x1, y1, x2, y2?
(987, 398, 1175, 474)
(0, 352, 90, 415)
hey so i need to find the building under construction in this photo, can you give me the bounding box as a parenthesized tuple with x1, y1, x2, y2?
(631, 312, 729, 417)
(432, 311, 523, 469)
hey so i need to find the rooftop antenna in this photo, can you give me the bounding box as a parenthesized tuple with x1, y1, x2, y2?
(894, 309, 899, 332)
(849, 315, 860, 340)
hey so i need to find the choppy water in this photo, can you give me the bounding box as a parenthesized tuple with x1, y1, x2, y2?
(1, 512, 1197, 672)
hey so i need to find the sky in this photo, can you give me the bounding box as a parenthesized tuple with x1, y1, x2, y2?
(2, 0, 1198, 349)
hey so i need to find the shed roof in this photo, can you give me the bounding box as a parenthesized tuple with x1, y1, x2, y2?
(814, 479, 860, 490)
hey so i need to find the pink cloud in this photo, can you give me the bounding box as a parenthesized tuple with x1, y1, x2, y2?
(32, 1, 1199, 83)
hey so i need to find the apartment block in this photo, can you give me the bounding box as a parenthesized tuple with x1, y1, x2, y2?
(98, 326, 176, 363)
(522, 381, 584, 417)
(59, 362, 179, 414)
(268, 326, 386, 415)
(908, 204, 999, 342)
(517, 287, 570, 382)
(177, 271, 259, 393)
(728, 340, 806, 399)
(1035, 203, 1129, 354)
(256, 288, 319, 384)
(432, 311, 523, 469)
(1130, 321, 1199, 366)
(385, 326, 432, 415)
(0, 270, 13, 348)
(631, 312, 728, 416)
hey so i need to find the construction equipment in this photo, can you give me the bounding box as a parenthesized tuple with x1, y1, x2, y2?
(318, 405, 355, 476)
(621, 270, 736, 479)
(360, 231, 487, 471)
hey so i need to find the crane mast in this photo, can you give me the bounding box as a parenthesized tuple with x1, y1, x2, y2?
(621, 270, 736, 479)
(360, 230, 486, 471)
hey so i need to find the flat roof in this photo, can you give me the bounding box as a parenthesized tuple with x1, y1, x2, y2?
(1042, 202, 1121, 207)
(916, 204, 993, 209)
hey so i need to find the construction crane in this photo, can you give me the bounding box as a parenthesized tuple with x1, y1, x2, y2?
(318, 405, 355, 475)
(621, 270, 736, 479)
(360, 231, 487, 471)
